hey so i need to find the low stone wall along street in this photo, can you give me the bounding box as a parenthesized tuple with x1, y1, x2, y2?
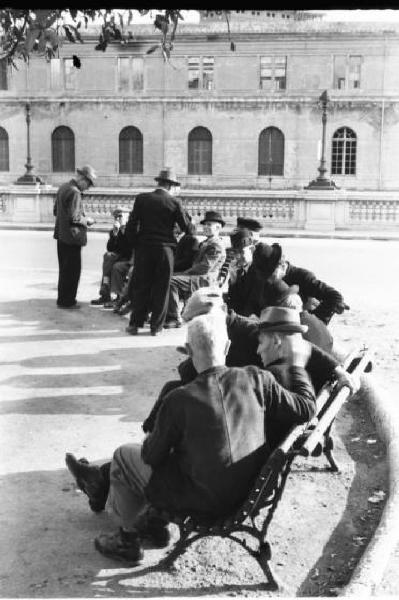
(1, 184, 399, 232)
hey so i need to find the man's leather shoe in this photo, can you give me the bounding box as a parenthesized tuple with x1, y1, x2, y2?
(150, 329, 162, 336)
(65, 453, 107, 512)
(117, 301, 132, 316)
(95, 528, 144, 564)
(57, 303, 81, 310)
(164, 319, 182, 329)
(136, 515, 170, 548)
(90, 296, 109, 306)
(126, 325, 139, 335)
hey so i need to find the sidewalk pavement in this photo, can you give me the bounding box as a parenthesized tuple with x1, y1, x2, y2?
(1, 220, 399, 241)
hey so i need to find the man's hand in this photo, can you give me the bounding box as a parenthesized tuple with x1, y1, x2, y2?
(282, 334, 312, 368)
(334, 365, 361, 394)
(86, 217, 95, 227)
(112, 220, 120, 234)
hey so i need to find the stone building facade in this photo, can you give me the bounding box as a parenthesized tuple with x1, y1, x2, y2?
(0, 11, 398, 191)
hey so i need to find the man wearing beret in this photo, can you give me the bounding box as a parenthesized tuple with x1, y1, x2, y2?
(164, 210, 226, 328)
(53, 165, 96, 309)
(124, 168, 190, 335)
(91, 206, 133, 307)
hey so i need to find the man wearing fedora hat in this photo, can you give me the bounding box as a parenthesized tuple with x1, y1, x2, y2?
(252, 242, 348, 325)
(225, 228, 265, 316)
(164, 210, 226, 328)
(91, 206, 133, 307)
(125, 167, 190, 335)
(53, 164, 97, 309)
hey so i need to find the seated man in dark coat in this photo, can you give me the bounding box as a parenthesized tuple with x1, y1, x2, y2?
(65, 309, 315, 565)
(252, 242, 349, 325)
(164, 210, 226, 328)
(225, 228, 263, 316)
(91, 206, 133, 306)
(173, 216, 200, 273)
(262, 279, 334, 354)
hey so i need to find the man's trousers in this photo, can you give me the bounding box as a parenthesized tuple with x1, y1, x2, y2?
(129, 244, 174, 332)
(106, 443, 152, 530)
(56, 240, 82, 307)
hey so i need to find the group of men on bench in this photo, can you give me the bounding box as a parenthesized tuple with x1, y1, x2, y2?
(66, 269, 358, 565)
(90, 167, 348, 342)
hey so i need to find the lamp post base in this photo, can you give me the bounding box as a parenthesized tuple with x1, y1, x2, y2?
(305, 177, 339, 190)
(15, 173, 43, 185)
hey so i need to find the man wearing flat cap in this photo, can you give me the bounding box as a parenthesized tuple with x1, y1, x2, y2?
(164, 210, 226, 328)
(53, 164, 97, 309)
(125, 167, 190, 335)
(236, 217, 263, 244)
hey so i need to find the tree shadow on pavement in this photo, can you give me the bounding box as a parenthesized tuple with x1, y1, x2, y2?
(296, 391, 388, 596)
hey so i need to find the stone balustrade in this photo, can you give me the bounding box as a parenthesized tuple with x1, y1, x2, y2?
(1, 184, 399, 231)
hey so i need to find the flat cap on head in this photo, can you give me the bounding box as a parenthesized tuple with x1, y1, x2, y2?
(236, 217, 262, 232)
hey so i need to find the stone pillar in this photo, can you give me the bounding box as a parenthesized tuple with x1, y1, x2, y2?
(10, 184, 42, 222)
(303, 190, 340, 231)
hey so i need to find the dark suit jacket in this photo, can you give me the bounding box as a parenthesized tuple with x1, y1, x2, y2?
(125, 188, 189, 248)
(284, 262, 344, 324)
(53, 179, 89, 246)
(174, 234, 200, 273)
(142, 365, 315, 517)
(226, 264, 264, 316)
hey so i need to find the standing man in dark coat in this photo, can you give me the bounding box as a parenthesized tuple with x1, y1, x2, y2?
(53, 165, 96, 309)
(125, 168, 190, 336)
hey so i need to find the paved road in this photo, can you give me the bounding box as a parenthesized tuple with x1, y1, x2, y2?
(1, 230, 399, 595)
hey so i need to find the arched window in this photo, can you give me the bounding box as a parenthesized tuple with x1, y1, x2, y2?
(258, 127, 284, 176)
(188, 127, 212, 175)
(119, 126, 143, 174)
(331, 127, 357, 175)
(52, 126, 75, 172)
(0, 127, 9, 171)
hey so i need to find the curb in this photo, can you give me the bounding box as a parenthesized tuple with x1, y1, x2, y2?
(343, 373, 399, 595)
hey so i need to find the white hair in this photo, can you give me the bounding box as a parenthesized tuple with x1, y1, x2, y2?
(186, 310, 228, 361)
(279, 293, 303, 311)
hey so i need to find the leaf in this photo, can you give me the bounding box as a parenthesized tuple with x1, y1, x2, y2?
(84, 15, 88, 28)
(118, 12, 124, 29)
(69, 9, 78, 20)
(127, 10, 133, 25)
(146, 44, 159, 54)
(63, 25, 75, 43)
(24, 26, 41, 53)
(72, 54, 81, 68)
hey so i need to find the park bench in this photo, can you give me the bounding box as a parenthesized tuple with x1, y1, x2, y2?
(148, 346, 372, 590)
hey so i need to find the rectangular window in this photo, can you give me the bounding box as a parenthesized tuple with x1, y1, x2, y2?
(274, 56, 286, 90)
(0, 58, 8, 90)
(202, 56, 214, 90)
(64, 58, 77, 90)
(118, 56, 143, 92)
(260, 56, 272, 89)
(50, 58, 62, 90)
(188, 57, 200, 89)
(260, 56, 286, 91)
(188, 56, 214, 90)
(349, 55, 361, 89)
(333, 55, 362, 90)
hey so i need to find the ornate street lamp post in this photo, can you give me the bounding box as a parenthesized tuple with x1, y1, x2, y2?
(15, 102, 43, 185)
(305, 90, 338, 190)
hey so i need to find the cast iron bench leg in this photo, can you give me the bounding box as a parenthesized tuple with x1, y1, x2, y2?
(256, 541, 280, 590)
